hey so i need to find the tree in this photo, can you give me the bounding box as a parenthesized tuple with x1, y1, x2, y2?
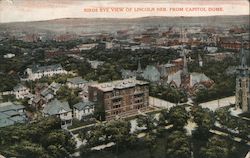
(13, 141, 48, 158)
(191, 106, 215, 139)
(0, 117, 76, 158)
(143, 132, 157, 158)
(56, 86, 81, 107)
(80, 120, 136, 158)
(214, 108, 231, 128)
(200, 136, 236, 158)
(167, 106, 189, 130)
(165, 131, 191, 158)
(137, 114, 158, 132)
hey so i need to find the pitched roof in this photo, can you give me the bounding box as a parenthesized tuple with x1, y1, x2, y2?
(190, 72, 211, 87)
(73, 101, 95, 110)
(167, 70, 182, 87)
(0, 102, 25, 112)
(41, 88, 53, 97)
(43, 99, 71, 115)
(32, 64, 64, 73)
(67, 77, 88, 85)
(9, 115, 26, 123)
(0, 118, 14, 127)
(13, 84, 28, 91)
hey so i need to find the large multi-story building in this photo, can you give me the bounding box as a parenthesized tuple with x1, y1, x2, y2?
(235, 43, 250, 113)
(88, 78, 149, 120)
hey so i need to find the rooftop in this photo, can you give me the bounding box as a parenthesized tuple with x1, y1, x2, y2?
(13, 84, 28, 91)
(43, 99, 71, 115)
(0, 102, 25, 112)
(73, 101, 95, 110)
(67, 77, 88, 85)
(90, 78, 148, 92)
(164, 63, 175, 68)
(31, 64, 64, 73)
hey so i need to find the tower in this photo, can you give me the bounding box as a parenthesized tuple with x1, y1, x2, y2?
(235, 41, 250, 112)
(136, 57, 143, 78)
(198, 54, 203, 67)
(137, 57, 142, 73)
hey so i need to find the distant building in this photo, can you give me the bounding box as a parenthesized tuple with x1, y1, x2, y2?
(121, 69, 137, 79)
(204, 46, 218, 53)
(73, 101, 95, 120)
(235, 43, 250, 113)
(87, 60, 104, 69)
(88, 78, 149, 120)
(204, 52, 234, 61)
(0, 102, 26, 128)
(77, 43, 98, 51)
(3, 53, 15, 59)
(23, 64, 67, 81)
(42, 99, 72, 128)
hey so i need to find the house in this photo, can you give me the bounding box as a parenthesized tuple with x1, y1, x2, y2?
(42, 99, 72, 128)
(23, 64, 67, 81)
(31, 96, 45, 110)
(49, 82, 62, 94)
(73, 101, 95, 120)
(67, 77, 88, 89)
(0, 102, 26, 128)
(40, 88, 54, 102)
(13, 84, 30, 99)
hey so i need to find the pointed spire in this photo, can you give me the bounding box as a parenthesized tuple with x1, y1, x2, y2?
(183, 50, 188, 75)
(137, 57, 142, 73)
(240, 39, 246, 67)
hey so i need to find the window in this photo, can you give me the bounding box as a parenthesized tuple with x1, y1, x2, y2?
(112, 105, 121, 109)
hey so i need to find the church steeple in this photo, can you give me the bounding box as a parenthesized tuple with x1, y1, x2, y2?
(183, 50, 188, 75)
(137, 57, 142, 73)
(240, 40, 247, 67)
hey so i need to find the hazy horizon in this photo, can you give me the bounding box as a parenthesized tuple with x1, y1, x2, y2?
(0, 0, 249, 23)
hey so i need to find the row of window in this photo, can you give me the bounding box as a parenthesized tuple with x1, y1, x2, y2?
(104, 87, 148, 99)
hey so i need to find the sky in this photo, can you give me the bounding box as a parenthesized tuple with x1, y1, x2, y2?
(0, 0, 249, 23)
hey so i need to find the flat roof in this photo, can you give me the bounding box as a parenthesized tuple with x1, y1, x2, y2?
(90, 79, 148, 92)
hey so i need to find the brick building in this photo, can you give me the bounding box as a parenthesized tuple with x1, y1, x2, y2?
(88, 79, 149, 120)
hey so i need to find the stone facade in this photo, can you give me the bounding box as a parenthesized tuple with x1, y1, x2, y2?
(88, 79, 149, 120)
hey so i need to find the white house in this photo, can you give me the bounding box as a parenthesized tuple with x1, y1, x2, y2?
(73, 101, 95, 120)
(13, 84, 30, 99)
(42, 99, 72, 128)
(23, 64, 67, 81)
(67, 77, 88, 89)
